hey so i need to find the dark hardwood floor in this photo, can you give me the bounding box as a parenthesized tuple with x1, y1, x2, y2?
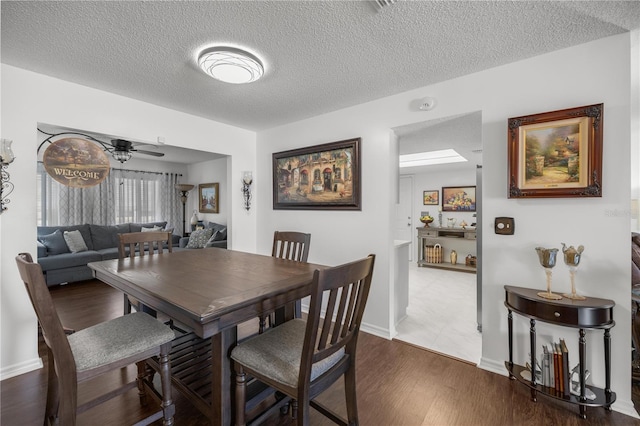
(2, 279, 640, 425)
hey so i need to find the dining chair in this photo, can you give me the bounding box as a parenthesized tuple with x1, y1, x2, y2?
(259, 231, 312, 333)
(232, 254, 376, 426)
(15, 252, 175, 426)
(119, 231, 173, 315)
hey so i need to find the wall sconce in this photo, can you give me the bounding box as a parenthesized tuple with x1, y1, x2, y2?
(175, 183, 194, 236)
(1, 139, 16, 213)
(242, 171, 253, 211)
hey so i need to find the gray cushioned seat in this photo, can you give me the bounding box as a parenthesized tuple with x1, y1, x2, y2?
(231, 318, 344, 388)
(96, 247, 122, 260)
(69, 312, 175, 373)
(37, 251, 103, 271)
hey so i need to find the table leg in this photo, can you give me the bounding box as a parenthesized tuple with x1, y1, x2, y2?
(579, 328, 587, 419)
(604, 327, 612, 406)
(530, 318, 536, 402)
(507, 309, 514, 377)
(211, 326, 238, 426)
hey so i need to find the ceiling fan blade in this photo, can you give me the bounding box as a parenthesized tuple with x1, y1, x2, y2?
(136, 149, 165, 157)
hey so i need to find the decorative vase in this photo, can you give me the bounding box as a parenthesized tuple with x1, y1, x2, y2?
(420, 218, 434, 227)
(561, 243, 586, 300)
(535, 247, 562, 300)
(190, 210, 198, 226)
(450, 250, 457, 265)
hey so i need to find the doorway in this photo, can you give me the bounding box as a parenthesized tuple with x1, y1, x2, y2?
(392, 112, 483, 364)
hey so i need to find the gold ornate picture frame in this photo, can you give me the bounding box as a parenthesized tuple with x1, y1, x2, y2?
(508, 104, 603, 198)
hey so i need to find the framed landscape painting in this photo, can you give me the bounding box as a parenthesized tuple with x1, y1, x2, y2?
(508, 103, 603, 198)
(199, 183, 219, 213)
(272, 138, 361, 210)
(442, 186, 476, 212)
(423, 190, 439, 205)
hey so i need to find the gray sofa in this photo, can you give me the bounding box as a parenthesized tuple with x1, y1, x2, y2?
(37, 221, 180, 286)
(179, 221, 227, 249)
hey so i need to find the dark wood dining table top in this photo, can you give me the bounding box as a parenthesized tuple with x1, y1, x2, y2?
(88, 248, 326, 338)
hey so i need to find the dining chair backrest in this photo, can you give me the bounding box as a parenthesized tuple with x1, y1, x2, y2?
(231, 254, 376, 425)
(302, 254, 375, 384)
(118, 231, 173, 260)
(272, 231, 311, 262)
(118, 231, 172, 316)
(15, 252, 175, 425)
(16, 252, 77, 379)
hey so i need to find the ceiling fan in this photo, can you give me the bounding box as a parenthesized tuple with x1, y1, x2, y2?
(37, 128, 165, 164)
(110, 139, 165, 163)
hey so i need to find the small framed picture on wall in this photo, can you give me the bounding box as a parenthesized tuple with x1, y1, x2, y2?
(199, 183, 219, 214)
(423, 190, 439, 205)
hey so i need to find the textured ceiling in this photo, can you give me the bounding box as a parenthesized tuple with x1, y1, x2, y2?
(2, 1, 639, 133)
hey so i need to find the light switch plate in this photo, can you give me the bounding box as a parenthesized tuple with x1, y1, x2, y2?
(495, 217, 515, 235)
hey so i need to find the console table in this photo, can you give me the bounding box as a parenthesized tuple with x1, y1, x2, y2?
(504, 285, 616, 419)
(416, 226, 476, 272)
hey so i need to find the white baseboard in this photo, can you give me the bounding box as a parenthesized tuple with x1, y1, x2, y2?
(360, 322, 391, 339)
(478, 356, 508, 377)
(301, 303, 392, 340)
(0, 357, 42, 381)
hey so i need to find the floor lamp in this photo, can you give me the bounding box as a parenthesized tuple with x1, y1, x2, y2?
(175, 183, 194, 237)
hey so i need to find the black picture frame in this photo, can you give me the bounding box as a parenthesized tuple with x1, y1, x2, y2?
(273, 138, 361, 210)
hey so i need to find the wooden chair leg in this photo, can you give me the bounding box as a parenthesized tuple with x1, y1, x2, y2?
(344, 366, 359, 425)
(44, 348, 58, 426)
(159, 343, 175, 426)
(258, 315, 266, 334)
(124, 294, 132, 314)
(56, 374, 77, 425)
(294, 399, 309, 426)
(136, 361, 149, 406)
(235, 366, 247, 426)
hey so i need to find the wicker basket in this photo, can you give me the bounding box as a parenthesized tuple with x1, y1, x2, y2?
(425, 243, 443, 264)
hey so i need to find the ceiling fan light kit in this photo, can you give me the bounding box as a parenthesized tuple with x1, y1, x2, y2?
(198, 46, 264, 84)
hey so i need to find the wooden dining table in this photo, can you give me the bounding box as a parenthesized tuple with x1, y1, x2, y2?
(88, 248, 326, 425)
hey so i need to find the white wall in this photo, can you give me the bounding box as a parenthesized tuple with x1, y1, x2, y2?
(0, 65, 256, 379)
(256, 33, 635, 416)
(188, 157, 229, 227)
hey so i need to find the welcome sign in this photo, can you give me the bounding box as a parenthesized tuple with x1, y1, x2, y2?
(43, 138, 110, 187)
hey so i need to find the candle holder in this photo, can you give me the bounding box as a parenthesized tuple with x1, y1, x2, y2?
(535, 247, 562, 300)
(562, 243, 586, 300)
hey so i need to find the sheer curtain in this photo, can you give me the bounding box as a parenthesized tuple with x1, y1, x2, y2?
(38, 163, 181, 228)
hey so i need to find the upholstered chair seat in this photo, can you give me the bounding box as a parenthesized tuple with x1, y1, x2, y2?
(231, 318, 344, 388)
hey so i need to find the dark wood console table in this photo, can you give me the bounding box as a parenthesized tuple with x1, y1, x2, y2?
(504, 285, 616, 419)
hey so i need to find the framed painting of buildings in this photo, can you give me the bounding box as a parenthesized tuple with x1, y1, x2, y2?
(199, 182, 219, 213)
(508, 103, 603, 198)
(272, 138, 361, 210)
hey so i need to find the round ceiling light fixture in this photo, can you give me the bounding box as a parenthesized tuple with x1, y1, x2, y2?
(197, 46, 264, 84)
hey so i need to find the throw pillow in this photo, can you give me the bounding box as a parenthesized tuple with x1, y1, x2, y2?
(186, 228, 213, 249)
(141, 225, 162, 232)
(63, 230, 88, 253)
(213, 227, 227, 241)
(38, 229, 70, 255)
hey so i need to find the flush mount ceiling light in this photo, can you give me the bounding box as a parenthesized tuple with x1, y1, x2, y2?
(198, 46, 264, 84)
(399, 149, 467, 168)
